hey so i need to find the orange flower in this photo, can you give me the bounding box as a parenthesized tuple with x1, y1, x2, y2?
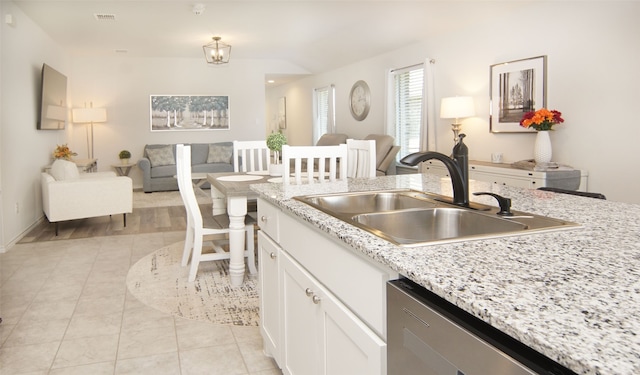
(519, 109, 564, 131)
(53, 144, 77, 160)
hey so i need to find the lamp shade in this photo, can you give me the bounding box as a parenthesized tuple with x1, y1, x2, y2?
(440, 96, 475, 119)
(72, 107, 107, 123)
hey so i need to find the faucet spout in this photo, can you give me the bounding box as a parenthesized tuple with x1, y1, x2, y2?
(400, 134, 469, 206)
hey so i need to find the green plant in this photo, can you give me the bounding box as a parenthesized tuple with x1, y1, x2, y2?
(119, 150, 131, 159)
(266, 132, 287, 152)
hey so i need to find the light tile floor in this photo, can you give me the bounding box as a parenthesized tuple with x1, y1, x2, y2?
(0, 231, 282, 375)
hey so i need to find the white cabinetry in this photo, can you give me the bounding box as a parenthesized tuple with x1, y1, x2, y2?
(281, 250, 385, 375)
(423, 160, 588, 191)
(257, 198, 395, 375)
(257, 231, 281, 363)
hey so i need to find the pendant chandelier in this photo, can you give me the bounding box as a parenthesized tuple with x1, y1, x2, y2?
(203, 36, 231, 65)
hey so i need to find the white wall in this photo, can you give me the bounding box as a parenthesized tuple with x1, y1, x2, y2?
(0, 5, 299, 247)
(1, 2, 70, 248)
(267, 1, 640, 204)
(67, 56, 274, 187)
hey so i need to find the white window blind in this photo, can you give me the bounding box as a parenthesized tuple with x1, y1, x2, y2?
(392, 65, 424, 161)
(313, 85, 335, 144)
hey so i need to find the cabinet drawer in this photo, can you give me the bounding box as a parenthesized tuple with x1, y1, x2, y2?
(470, 170, 533, 188)
(258, 198, 280, 242)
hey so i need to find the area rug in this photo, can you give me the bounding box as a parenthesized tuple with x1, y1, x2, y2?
(126, 241, 260, 326)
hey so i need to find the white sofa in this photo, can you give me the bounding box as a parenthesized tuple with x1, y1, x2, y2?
(41, 160, 133, 235)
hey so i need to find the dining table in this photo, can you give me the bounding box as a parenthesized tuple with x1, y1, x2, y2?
(206, 171, 275, 286)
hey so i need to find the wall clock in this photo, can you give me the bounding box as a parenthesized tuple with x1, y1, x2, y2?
(349, 80, 370, 121)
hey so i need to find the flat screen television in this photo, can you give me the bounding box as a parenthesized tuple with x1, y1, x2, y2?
(38, 63, 67, 130)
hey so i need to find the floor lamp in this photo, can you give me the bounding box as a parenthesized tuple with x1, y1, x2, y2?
(72, 105, 107, 159)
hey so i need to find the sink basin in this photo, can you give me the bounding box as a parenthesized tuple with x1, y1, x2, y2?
(303, 190, 438, 215)
(294, 189, 580, 247)
(353, 208, 527, 245)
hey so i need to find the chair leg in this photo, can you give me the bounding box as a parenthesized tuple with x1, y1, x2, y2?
(181, 225, 194, 267)
(123, 213, 127, 227)
(54, 222, 59, 236)
(245, 225, 258, 275)
(188, 231, 203, 282)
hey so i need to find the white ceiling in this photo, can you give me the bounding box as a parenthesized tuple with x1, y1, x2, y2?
(13, 1, 528, 83)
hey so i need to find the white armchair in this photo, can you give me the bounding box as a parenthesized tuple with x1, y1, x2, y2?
(41, 160, 132, 235)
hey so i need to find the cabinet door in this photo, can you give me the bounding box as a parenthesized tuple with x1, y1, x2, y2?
(281, 251, 386, 375)
(258, 231, 281, 363)
(281, 251, 322, 375)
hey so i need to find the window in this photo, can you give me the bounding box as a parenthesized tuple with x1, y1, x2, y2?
(313, 85, 335, 144)
(390, 65, 424, 162)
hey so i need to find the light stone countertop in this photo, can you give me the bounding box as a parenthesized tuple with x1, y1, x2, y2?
(251, 173, 640, 375)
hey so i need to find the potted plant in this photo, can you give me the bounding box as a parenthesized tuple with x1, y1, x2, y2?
(118, 150, 131, 165)
(266, 131, 287, 176)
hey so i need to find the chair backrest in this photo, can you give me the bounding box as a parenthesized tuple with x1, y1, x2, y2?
(282, 144, 348, 184)
(176, 144, 203, 227)
(346, 139, 376, 178)
(364, 134, 399, 175)
(233, 140, 271, 172)
(316, 133, 348, 146)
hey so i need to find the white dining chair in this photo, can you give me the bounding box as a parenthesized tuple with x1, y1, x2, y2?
(281, 144, 348, 185)
(233, 140, 271, 173)
(176, 144, 257, 282)
(346, 139, 376, 178)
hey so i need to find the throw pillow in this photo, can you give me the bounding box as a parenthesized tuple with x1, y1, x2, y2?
(207, 144, 233, 164)
(50, 159, 80, 181)
(146, 145, 175, 167)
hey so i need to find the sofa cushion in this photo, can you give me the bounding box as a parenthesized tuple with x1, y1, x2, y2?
(50, 159, 80, 181)
(207, 144, 233, 164)
(146, 145, 175, 167)
(189, 144, 210, 165)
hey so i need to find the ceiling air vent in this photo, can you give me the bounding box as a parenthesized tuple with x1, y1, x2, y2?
(94, 13, 116, 21)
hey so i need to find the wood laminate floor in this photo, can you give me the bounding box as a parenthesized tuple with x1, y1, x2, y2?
(18, 205, 198, 243)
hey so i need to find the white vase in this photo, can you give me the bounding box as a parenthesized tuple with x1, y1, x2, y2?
(269, 163, 283, 177)
(534, 131, 552, 164)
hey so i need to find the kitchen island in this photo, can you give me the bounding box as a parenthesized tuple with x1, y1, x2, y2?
(251, 173, 640, 374)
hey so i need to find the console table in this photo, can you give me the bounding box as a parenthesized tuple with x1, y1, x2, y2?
(423, 160, 589, 191)
(44, 158, 98, 174)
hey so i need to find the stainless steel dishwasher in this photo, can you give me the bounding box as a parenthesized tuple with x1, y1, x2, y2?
(387, 279, 576, 375)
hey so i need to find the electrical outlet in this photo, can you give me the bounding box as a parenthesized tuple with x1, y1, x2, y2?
(15, 203, 19, 214)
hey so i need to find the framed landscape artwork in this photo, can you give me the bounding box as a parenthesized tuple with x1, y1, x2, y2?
(150, 95, 229, 131)
(490, 56, 547, 133)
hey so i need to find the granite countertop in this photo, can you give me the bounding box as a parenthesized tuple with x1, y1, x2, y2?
(251, 174, 640, 375)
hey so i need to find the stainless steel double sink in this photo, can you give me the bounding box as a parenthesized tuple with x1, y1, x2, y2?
(294, 189, 580, 247)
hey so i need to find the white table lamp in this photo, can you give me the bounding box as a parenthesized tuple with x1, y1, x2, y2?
(440, 96, 475, 144)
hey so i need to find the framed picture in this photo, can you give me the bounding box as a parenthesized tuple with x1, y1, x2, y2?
(490, 56, 547, 133)
(277, 97, 286, 129)
(150, 95, 229, 131)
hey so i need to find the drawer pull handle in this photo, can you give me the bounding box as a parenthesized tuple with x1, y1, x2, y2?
(270, 252, 276, 259)
(312, 295, 321, 304)
(305, 288, 314, 297)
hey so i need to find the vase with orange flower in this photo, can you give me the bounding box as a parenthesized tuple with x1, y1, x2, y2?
(519, 108, 564, 165)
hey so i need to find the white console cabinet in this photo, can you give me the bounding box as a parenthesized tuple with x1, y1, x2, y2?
(257, 198, 396, 375)
(423, 160, 588, 191)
